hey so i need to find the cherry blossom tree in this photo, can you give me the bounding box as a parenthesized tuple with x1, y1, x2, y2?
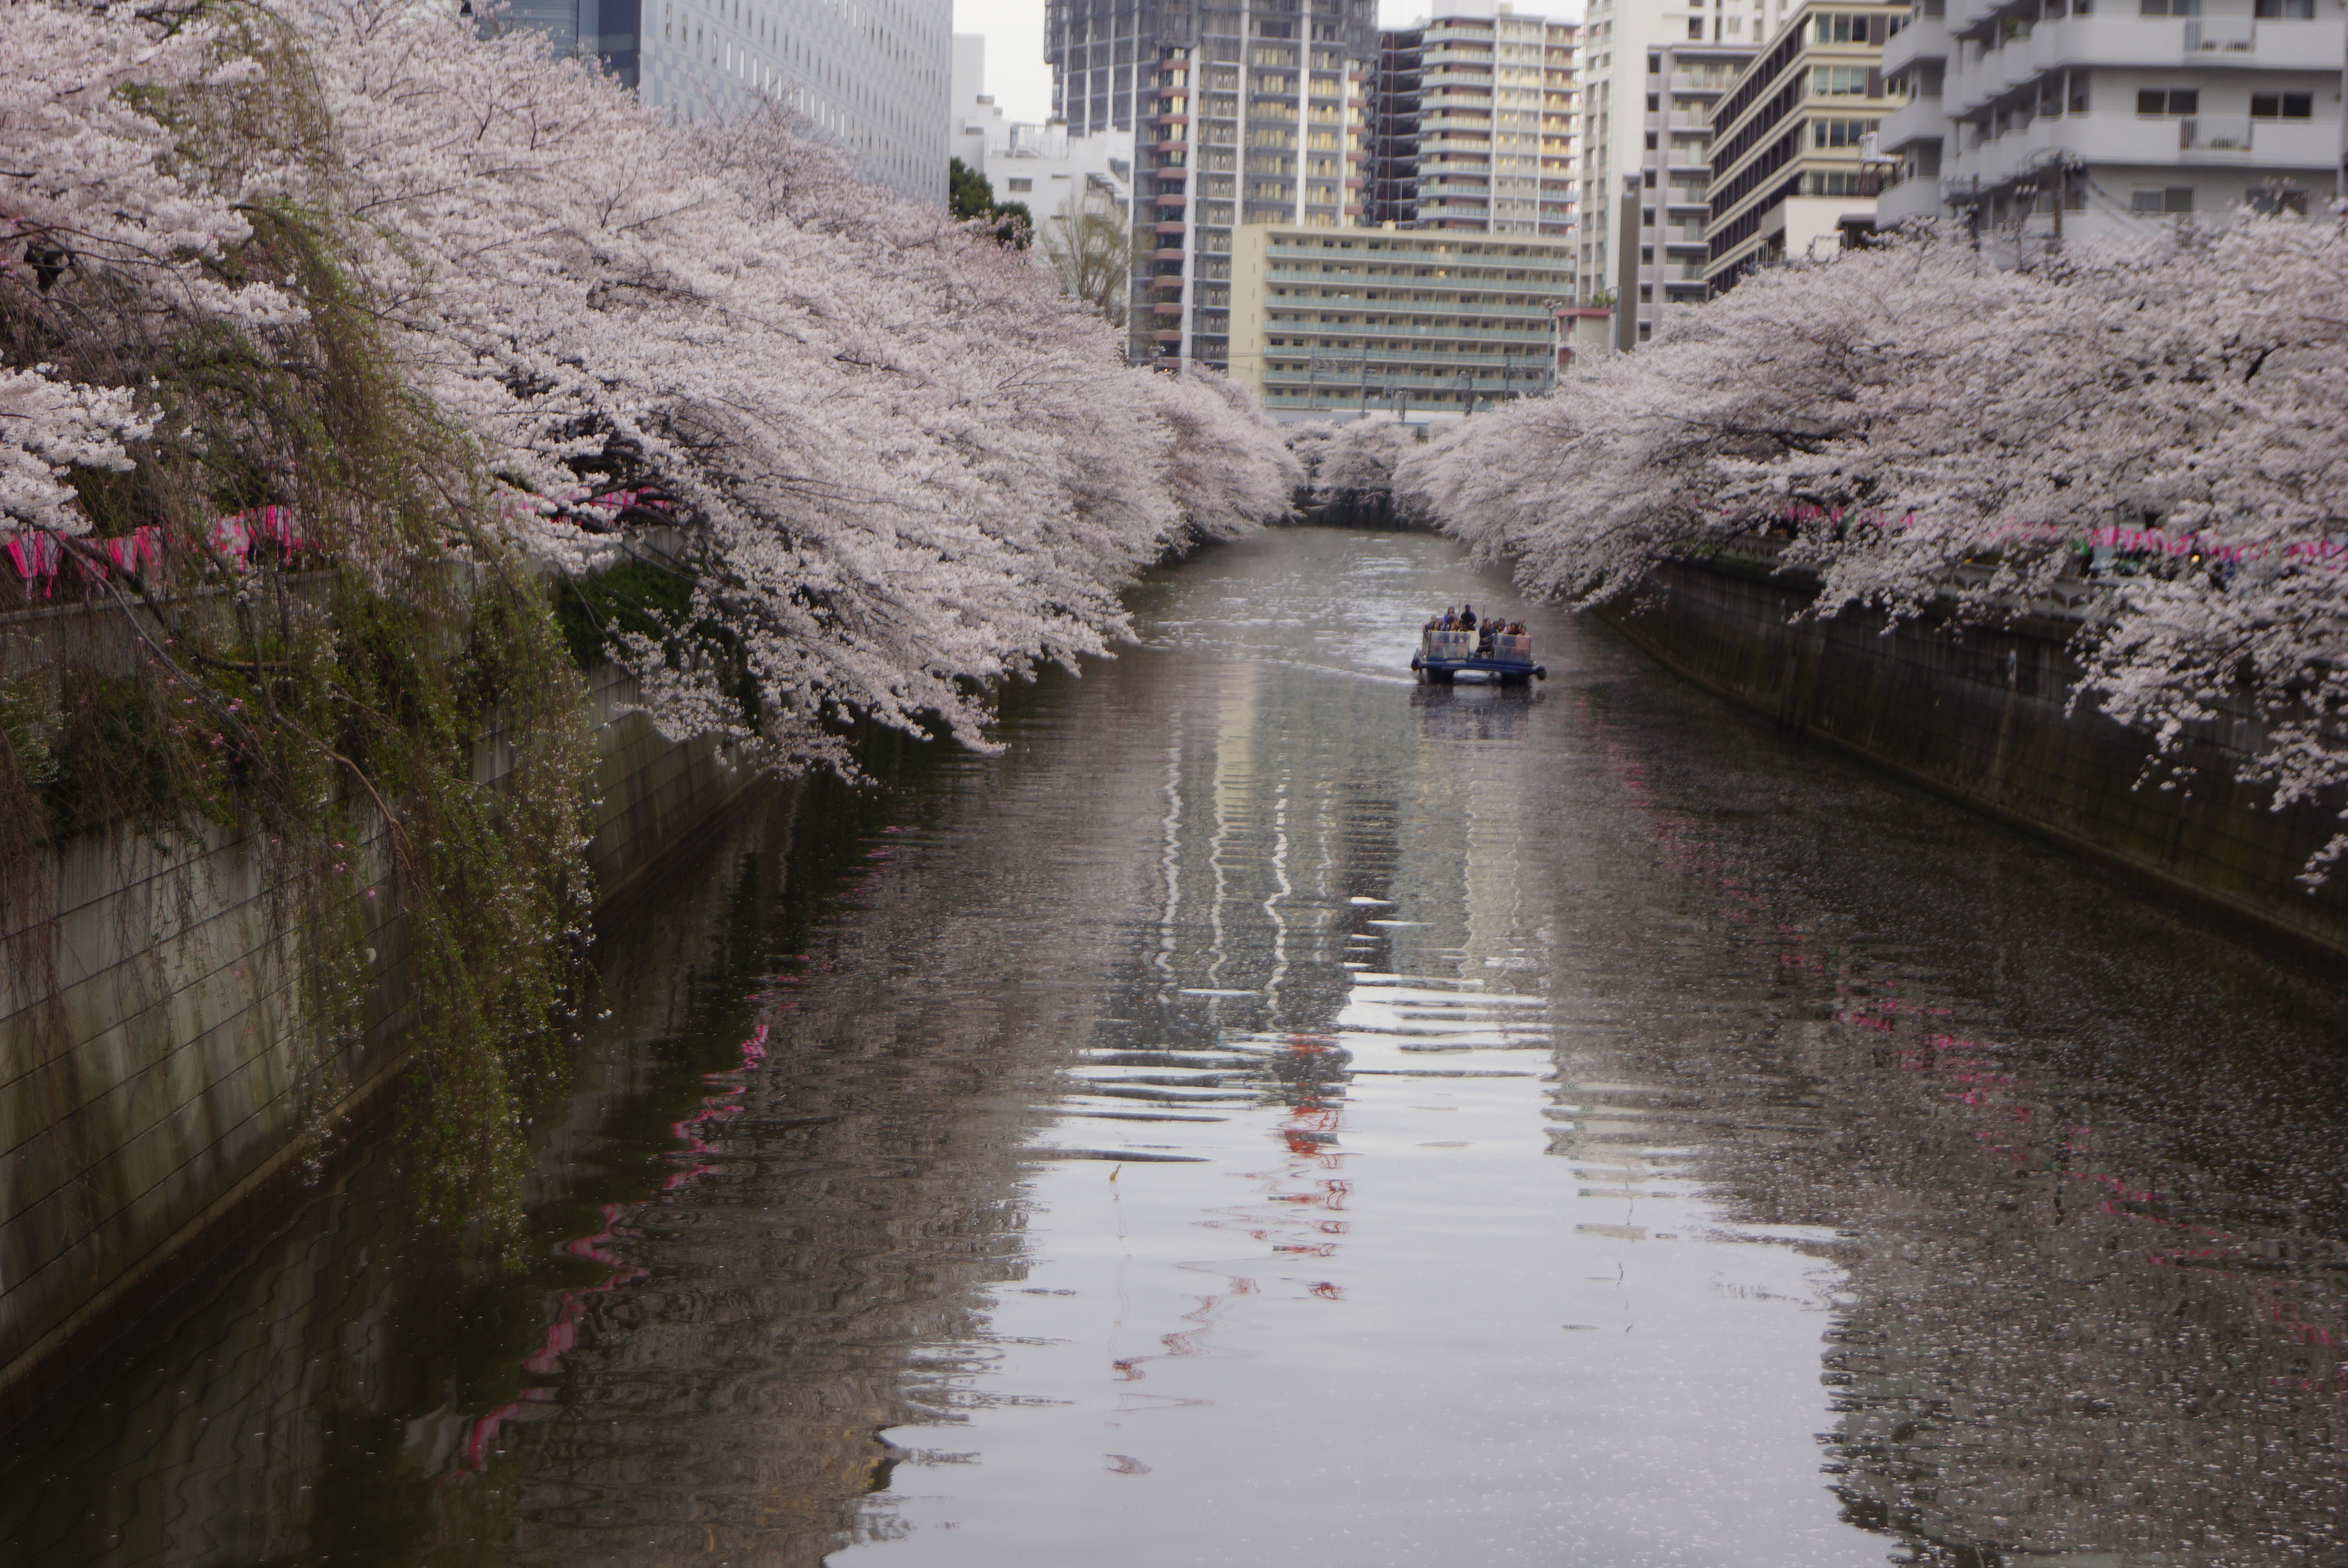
(5, 0, 1297, 765)
(1400, 225, 2348, 873)
(1, 0, 292, 538)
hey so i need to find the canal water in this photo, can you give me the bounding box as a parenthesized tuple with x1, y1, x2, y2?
(6, 526, 2347, 1566)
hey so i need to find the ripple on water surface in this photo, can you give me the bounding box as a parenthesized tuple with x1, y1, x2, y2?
(5, 527, 2347, 1567)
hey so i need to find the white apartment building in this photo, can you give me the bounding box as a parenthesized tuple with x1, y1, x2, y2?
(1877, 0, 2345, 252)
(1577, 0, 1794, 347)
(1364, 3, 1580, 237)
(950, 35, 1135, 220)
(498, 0, 954, 203)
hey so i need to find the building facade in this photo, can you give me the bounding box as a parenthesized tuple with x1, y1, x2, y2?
(1363, 4, 1582, 236)
(1704, 2, 1901, 290)
(1575, 0, 1798, 347)
(497, 0, 953, 202)
(1876, 0, 2345, 253)
(1225, 225, 1577, 415)
(1126, 0, 1381, 371)
(1045, 0, 1163, 135)
(951, 34, 1135, 221)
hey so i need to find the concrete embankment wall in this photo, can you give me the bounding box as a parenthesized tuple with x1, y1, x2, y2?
(1602, 555, 2348, 959)
(0, 644, 761, 1426)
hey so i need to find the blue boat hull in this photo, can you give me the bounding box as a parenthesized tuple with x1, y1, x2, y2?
(1410, 654, 1546, 684)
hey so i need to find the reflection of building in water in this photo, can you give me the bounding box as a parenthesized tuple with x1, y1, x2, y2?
(1100, 656, 1561, 1071)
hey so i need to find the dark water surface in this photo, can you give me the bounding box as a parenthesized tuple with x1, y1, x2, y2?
(6, 527, 2348, 1566)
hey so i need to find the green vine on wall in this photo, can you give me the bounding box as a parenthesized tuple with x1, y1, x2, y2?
(1, 12, 597, 1229)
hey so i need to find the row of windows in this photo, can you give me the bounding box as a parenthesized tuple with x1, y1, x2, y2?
(2142, 0, 2314, 14)
(2138, 88, 2313, 117)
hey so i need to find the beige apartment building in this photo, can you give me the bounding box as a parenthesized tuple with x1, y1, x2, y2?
(1225, 223, 1576, 416)
(1704, 1, 1902, 290)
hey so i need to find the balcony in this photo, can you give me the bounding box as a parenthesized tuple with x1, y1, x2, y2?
(1946, 17, 2345, 119)
(1880, 12, 1949, 77)
(1877, 93, 1947, 156)
(2184, 16, 2256, 53)
(2179, 114, 2253, 155)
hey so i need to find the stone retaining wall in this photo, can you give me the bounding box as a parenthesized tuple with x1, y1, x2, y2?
(1603, 555, 2348, 958)
(0, 649, 760, 1425)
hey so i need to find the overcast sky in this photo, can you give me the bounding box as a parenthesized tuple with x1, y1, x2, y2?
(949, 0, 1555, 123)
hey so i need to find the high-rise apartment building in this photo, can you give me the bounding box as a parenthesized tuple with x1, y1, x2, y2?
(1363, 3, 1581, 235)
(1876, 0, 2343, 255)
(497, 0, 952, 202)
(1575, 0, 1796, 346)
(1704, 2, 1900, 289)
(1046, 0, 1164, 134)
(1126, 0, 1381, 371)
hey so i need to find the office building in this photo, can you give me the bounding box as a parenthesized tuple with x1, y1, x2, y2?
(1876, 0, 2344, 253)
(951, 35, 1135, 220)
(1225, 224, 1577, 415)
(1363, 3, 1582, 236)
(498, 0, 952, 202)
(1704, 2, 1899, 290)
(1126, 0, 1381, 370)
(1575, 0, 1797, 347)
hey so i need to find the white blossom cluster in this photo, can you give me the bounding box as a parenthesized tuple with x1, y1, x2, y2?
(1288, 416, 1418, 509)
(2, 0, 1298, 766)
(1402, 229, 2348, 875)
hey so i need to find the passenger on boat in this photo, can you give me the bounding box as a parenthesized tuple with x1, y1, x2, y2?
(1459, 606, 1477, 632)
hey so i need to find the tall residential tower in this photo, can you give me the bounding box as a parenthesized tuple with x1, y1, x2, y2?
(1363, 3, 1582, 235)
(1575, 0, 1793, 345)
(1126, 0, 1381, 370)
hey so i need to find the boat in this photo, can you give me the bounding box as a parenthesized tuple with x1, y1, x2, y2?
(1411, 624, 1546, 684)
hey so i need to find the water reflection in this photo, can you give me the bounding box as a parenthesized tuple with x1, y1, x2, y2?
(3, 527, 2346, 1566)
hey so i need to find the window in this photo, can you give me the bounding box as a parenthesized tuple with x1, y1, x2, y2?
(2139, 0, 2199, 12)
(1688, 17, 1706, 37)
(2254, 0, 2314, 14)
(2247, 185, 2310, 213)
(2136, 87, 2198, 115)
(1811, 117, 1876, 147)
(1813, 64, 1871, 93)
(2131, 185, 2194, 212)
(1814, 12, 1865, 40)
(2251, 92, 2313, 118)
(1006, 177, 1033, 192)
(2068, 69, 2090, 112)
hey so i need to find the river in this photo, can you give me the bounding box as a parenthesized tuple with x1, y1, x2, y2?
(4, 525, 2346, 1566)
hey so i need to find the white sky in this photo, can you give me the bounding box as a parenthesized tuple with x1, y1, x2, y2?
(950, 0, 1546, 124)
